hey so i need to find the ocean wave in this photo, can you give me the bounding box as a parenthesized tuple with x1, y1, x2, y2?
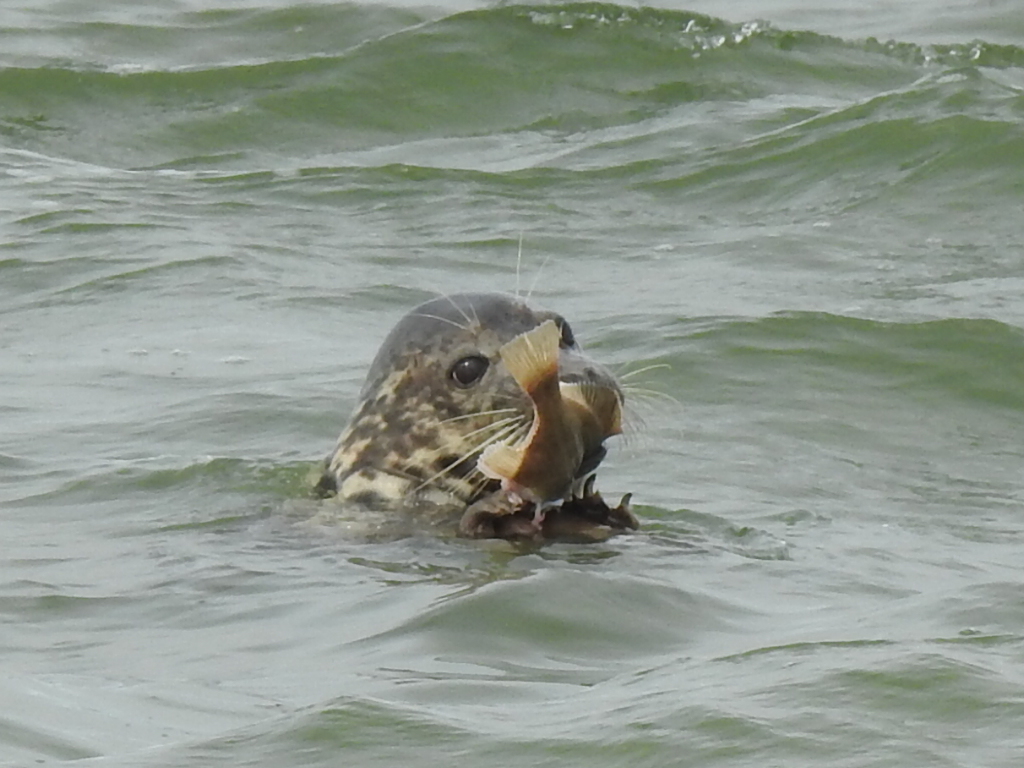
(683, 312, 1024, 411)
(1, 3, 1021, 172)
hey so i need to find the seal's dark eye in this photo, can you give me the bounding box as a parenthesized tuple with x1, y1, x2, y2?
(558, 320, 576, 349)
(450, 355, 489, 387)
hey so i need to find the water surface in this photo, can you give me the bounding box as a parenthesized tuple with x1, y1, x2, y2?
(2, 1, 1023, 765)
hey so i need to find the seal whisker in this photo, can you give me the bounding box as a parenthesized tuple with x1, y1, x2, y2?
(464, 420, 530, 494)
(458, 419, 526, 455)
(617, 411, 651, 455)
(622, 385, 681, 407)
(615, 382, 679, 453)
(525, 254, 551, 303)
(459, 415, 525, 442)
(409, 312, 472, 332)
(465, 420, 529, 477)
(477, 419, 530, 461)
(418, 420, 524, 490)
(436, 407, 520, 425)
(436, 292, 476, 330)
(515, 231, 524, 300)
(619, 363, 671, 381)
(620, 399, 648, 435)
(408, 419, 525, 497)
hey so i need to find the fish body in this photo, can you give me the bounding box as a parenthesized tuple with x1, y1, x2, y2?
(478, 320, 622, 506)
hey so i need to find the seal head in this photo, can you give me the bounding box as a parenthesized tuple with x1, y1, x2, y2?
(317, 292, 621, 521)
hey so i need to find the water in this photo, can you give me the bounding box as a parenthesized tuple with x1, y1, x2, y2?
(2, 1, 1023, 765)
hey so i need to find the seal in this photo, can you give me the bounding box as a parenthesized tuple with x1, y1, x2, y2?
(316, 292, 636, 539)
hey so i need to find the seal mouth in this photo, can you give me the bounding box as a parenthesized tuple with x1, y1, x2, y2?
(475, 319, 624, 507)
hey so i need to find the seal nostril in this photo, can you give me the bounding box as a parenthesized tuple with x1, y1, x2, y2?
(557, 320, 575, 349)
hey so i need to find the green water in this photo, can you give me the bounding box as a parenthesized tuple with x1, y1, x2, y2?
(2, 1, 1023, 766)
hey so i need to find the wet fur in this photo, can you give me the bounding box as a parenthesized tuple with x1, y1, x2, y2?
(318, 293, 621, 519)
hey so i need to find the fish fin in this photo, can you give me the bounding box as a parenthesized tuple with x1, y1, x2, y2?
(499, 319, 561, 392)
(478, 443, 524, 481)
(561, 382, 623, 435)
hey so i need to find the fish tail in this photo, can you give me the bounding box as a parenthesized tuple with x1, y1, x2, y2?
(561, 382, 623, 436)
(478, 442, 525, 482)
(499, 319, 561, 393)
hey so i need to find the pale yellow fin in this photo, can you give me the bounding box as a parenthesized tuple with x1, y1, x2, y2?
(478, 442, 524, 481)
(561, 382, 623, 435)
(499, 319, 560, 391)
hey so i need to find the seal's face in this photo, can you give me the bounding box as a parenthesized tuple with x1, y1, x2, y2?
(318, 293, 621, 513)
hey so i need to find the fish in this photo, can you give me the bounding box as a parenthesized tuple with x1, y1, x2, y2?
(477, 319, 623, 508)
